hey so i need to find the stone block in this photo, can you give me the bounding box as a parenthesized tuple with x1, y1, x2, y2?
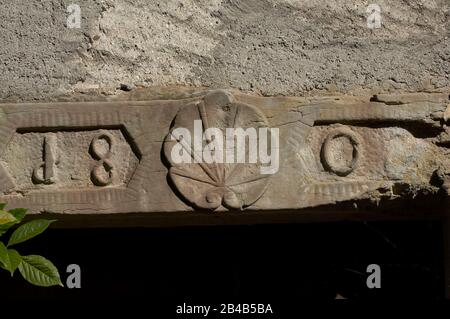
(0, 90, 448, 225)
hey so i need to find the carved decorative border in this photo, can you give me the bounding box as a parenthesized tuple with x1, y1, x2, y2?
(0, 106, 145, 211)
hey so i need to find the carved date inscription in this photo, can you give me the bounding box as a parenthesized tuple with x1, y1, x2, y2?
(0, 129, 138, 191)
(0, 91, 447, 217)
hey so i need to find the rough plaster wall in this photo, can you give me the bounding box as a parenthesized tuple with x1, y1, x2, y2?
(0, 0, 449, 102)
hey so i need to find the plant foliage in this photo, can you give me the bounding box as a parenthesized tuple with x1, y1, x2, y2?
(0, 204, 62, 287)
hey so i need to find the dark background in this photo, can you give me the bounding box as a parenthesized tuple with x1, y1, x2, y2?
(0, 221, 445, 307)
(0, 221, 444, 302)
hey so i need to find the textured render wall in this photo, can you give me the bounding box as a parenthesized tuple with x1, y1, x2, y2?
(0, 0, 449, 102)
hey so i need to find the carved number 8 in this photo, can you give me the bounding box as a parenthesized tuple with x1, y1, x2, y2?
(89, 133, 115, 186)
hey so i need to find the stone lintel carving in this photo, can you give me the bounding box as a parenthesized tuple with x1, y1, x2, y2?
(163, 90, 272, 211)
(0, 90, 448, 223)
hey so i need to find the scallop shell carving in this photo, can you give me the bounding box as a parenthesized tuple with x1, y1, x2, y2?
(163, 90, 273, 211)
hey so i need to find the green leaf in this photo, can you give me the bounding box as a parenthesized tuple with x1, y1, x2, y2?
(0, 203, 6, 210)
(0, 208, 28, 237)
(0, 211, 17, 226)
(0, 211, 19, 237)
(18, 255, 63, 287)
(0, 243, 22, 275)
(8, 219, 56, 247)
(0, 241, 8, 270)
(7, 249, 21, 276)
(8, 208, 27, 222)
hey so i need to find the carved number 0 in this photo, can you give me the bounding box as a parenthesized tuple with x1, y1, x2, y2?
(89, 133, 115, 186)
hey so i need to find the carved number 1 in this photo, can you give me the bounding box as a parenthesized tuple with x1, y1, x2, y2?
(32, 135, 57, 184)
(89, 133, 115, 186)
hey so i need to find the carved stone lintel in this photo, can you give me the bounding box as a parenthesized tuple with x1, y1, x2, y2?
(0, 90, 447, 222)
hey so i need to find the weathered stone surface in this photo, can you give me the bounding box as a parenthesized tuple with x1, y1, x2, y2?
(0, 0, 449, 102)
(0, 90, 448, 223)
(163, 90, 272, 210)
(2, 129, 138, 190)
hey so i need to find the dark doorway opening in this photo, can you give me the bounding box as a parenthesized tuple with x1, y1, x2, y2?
(0, 221, 444, 303)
